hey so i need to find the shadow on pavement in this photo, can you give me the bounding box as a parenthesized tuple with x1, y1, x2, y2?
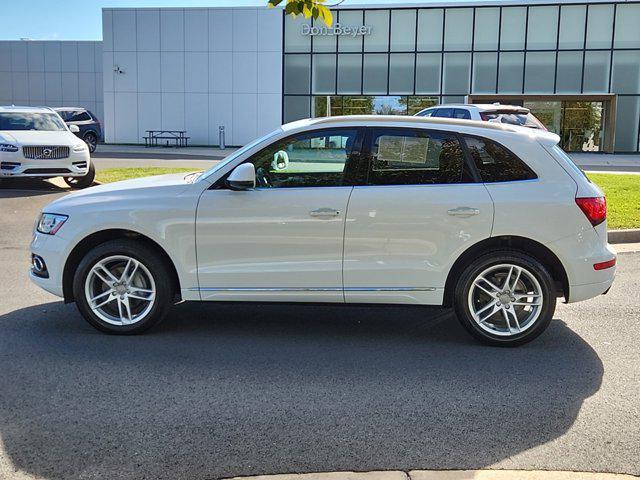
(0, 301, 603, 480)
(0, 178, 68, 197)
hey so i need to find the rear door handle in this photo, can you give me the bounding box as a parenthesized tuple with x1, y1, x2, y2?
(310, 208, 341, 218)
(447, 207, 480, 217)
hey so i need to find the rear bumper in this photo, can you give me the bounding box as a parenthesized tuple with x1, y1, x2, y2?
(0, 151, 90, 178)
(568, 278, 615, 303)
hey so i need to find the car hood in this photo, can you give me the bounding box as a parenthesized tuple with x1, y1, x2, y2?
(45, 173, 199, 212)
(0, 130, 78, 146)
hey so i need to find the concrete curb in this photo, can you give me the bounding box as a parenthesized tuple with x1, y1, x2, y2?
(224, 470, 638, 480)
(609, 229, 640, 244)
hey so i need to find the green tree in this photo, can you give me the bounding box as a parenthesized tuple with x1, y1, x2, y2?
(267, 0, 340, 26)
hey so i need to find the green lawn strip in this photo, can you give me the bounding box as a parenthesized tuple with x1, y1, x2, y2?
(96, 167, 196, 184)
(95, 168, 639, 230)
(587, 173, 640, 230)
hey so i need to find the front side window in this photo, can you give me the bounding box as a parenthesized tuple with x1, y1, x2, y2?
(70, 111, 92, 122)
(464, 135, 537, 182)
(368, 128, 467, 185)
(416, 109, 434, 117)
(247, 128, 359, 188)
(432, 108, 454, 118)
(0, 113, 66, 131)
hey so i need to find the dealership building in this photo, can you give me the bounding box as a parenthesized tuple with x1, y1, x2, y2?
(1, 1, 640, 152)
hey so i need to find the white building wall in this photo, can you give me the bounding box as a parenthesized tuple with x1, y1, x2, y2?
(0, 40, 104, 123)
(103, 7, 283, 145)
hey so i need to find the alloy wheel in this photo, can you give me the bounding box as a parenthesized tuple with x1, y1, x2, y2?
(467, 263, 543, 337)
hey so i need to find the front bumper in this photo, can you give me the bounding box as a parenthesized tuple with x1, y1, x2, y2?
(1, 150, 90, 178)
(29, 231, 70, 298)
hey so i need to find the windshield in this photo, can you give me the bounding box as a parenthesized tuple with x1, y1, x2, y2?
(199, 129, 282, 181)
(0, 112, 67, 131)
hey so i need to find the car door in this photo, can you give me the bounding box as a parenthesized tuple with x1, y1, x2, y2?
(195, 127, 364, 302)
(343, 127, 494, 305)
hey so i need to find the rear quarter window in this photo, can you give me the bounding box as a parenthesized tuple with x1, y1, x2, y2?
(463, 135, 537, 182)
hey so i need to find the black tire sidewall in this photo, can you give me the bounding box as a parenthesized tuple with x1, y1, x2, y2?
(454, 250, 557, 347)
(73, 239, 173, 334)
(83, 132, 97, 153)
(64, 162, 95, 189)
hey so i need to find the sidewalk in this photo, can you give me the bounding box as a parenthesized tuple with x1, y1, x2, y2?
(93, 144, 238, 160)
(570, 153, 640, 172)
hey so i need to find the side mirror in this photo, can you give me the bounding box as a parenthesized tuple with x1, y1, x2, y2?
(69, 124, 80, 133)
(226, 163, 255, 190)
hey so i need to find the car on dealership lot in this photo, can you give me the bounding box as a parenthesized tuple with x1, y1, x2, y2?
(54, 107, 102, 153)
(415, 103, 548, 130)
(29, 115, 615, 346)
(0, 106, 94, 188)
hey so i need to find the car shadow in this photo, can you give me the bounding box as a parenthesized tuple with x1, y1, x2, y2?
(0, 301, 603, 480)
(0, 177, 69, 197)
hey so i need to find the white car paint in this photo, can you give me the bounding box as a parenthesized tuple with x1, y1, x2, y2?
(29, 115, 616, 311)
(0, 106, 91, 179)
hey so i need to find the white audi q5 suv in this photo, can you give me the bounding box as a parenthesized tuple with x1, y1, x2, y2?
(0, 106, 94, 188)
(29, 115, 616, 346)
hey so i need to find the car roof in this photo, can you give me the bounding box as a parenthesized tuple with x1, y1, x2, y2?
(0, 105, 56, 114)
(423, 103, 530, 113)
(53, 107, 87, 111)
(282, 115, 559, 146)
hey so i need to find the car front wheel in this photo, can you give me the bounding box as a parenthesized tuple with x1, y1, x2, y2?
(454, 250, 556, 346)
(73, 239, 174, 334)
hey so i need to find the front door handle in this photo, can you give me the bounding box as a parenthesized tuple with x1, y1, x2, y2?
(310, 208, 341, 218)
(447, 207, 480, 217)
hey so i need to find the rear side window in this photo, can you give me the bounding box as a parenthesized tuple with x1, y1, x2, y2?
(432, 108, 453, 118)
(464, 136, 537, 182)
(368, 129, 469, 185)
(453, 109, 471, 120)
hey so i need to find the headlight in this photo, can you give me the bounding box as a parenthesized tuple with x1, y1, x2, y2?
(73, 143, 87, 152)
(0, 144, 19, 152)
(37, 213, 68, 235)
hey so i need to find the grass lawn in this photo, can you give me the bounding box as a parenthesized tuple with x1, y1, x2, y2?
(95, 168, 639, 230)
(95, 167, 196, 184)
(587, 173, 640, 230)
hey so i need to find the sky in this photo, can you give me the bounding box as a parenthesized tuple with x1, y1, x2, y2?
(1, 0, 477, 41)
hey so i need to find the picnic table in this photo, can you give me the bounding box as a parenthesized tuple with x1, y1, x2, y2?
(143, 130, 190, 147)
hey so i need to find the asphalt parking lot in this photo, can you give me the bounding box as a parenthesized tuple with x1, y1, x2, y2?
(0, 178, 639, 480)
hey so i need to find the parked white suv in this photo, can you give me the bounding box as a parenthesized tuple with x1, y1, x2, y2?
(0, 106, 94, 188)
(29, 115, 616, 346)
(415, 103, 547, 130)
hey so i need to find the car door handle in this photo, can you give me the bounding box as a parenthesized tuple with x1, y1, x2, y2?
(310, 208, 341, 218)
(447, 207, 480, 217)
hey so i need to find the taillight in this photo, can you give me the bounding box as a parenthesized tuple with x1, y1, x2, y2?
(575, 197, 606, 227)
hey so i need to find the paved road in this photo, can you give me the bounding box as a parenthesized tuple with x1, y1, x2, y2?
(0, 185, 639, 480)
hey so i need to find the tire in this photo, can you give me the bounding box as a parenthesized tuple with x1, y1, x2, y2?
(64, 161, 95, 189)
(83, 132, 98, 153)
(73, 239, 174, 334)
(453, 249, 556, 347)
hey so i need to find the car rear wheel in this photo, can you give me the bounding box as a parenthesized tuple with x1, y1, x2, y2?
(64, 161, 95, 189)
(73, 239, 174, 334)
(83, 132, 98, 153)
(454, 250, 556, 346)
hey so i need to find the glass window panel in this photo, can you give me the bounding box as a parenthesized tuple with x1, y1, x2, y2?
(389, 54, 414, 94)
(337, 54, 362, 94)
(363, 54, 388, 94)
(524, 52, 555, 93)
(559, 5, 586, 49)
(614, 96, 640, 152)
(334, 96, 376, 115)
(415, 53, 441, 94)
(284, 96, 310, 122)
(442, 95, 465, 103)
(417, 9, 443, 51)
(312, 96, 329, 117)
(284, 55, 310, 95)
(337, 10, 363, 52)
(373, 96, 405, 115)
(391, 10, 416, 52)
(556, 51, 583, 93)
(442, 53, 470, 94)
(312, 54, 336, 95)
(364, 10, 389, 52)
(444, 8, 473, 51)
(407, 96, 439, 115)
(472, 52, 497, 94)
(312, 18, 336, 52)
(500, 7, 526, 50)
(474, 8, 499, 51)
(614, 4, 640, 49)
(586, 4, 614, 49)
(527, 6, 559, 50)
(584, 51, 610, 93)
(498, 52, 524, 94)
(611, 51, 640, 95)
(285, 17, 311, 53)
